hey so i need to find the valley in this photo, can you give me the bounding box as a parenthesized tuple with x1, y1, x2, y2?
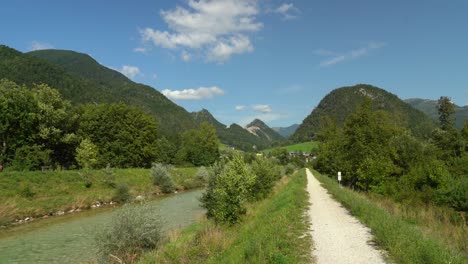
(1, 1, 467, 263)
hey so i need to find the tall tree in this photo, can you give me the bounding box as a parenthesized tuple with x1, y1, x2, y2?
(0, 79, 39, 169)
(437, 96, 456, 130)
(177, 122, 220, 166)
(78, 103, 158, 168)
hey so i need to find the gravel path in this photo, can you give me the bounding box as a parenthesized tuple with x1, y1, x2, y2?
(306, 169, 387, 264)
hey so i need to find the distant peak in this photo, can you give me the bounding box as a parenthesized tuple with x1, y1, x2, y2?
(247, 118, 266, 128)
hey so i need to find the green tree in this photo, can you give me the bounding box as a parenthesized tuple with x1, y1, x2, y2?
(271, 148, 289, 165)
(0, 79, 39, 169)
(200, 154, 256, 224)
(431, 97, 464, 160)
(251, 157, 280, 200)
(437, 96, 456, 130)
(78, 103, 158, 168)
(76, 138, 98, 169)
(177, 122, 220, 166)
(32, 83, 78, 167)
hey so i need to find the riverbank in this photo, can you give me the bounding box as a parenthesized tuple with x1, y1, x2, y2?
(138, 169, 312, 263)
(0, 167, 204, 227)
(312, 170, 467, 264)
(0, 190, 204, 264)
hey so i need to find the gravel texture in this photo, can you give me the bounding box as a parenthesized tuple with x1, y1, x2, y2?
(307, 169, 387, 264)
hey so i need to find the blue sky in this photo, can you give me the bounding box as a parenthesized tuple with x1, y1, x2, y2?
(1, 0, 467, 127)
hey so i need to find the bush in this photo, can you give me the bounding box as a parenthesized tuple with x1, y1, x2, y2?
(11, 145, 51, 171)
(436, 177, 468, 211)
(95, 204, 164, 263)
(200, 154, 256, 225)
(195, 166, 209, 182)
(251, 157, 281, 200)
(113, 183, 131, 203)
(285, 163, 296, 175)
(103, 164, 117, 188)
(151, 163, 175, 193)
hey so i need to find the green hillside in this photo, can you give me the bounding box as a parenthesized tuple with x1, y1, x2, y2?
(405, 98, 468, 129)
(191, 110, 281, 151)
(263, 141, 319, 154)
(245, 119, 284, 142)
(291, 84, 436, 142)
(0, 45, 196, 136)
(272, 124, 299, 138)
(27, 49, 197, 136)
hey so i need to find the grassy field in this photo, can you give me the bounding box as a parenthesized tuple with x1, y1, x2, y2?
(263, 141, 319, 154)
(138, 169, 312, 264)
(0, 167, 202, 226)
(313, 170, 467, 264)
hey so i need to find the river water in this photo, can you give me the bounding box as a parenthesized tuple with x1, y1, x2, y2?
(0, 190, 204, 264)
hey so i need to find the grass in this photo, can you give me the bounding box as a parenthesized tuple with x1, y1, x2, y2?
(138, 169, 312, 264)
(263, 142, 319, 154)
(0, 167, 202, 225)
(312, 170, 467, 264)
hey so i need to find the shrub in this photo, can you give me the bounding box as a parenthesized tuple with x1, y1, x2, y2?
(436, 177, 468, 211)
(195, 166, 210, 182)
(103, 164, 116, 188)
(75, 139, 98, 169)
(113, 183, 131, 203)
(95, 204, 164, 263)
(151, 163, 175, 193)
(285, 163, 296, 175)
(11, 145, 51, 171)
(251, 157, 281, 200)
(200, 154, 256, 225)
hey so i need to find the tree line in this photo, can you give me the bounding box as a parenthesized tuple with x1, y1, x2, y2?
(0, 79, 220, 171)
(314, 96, 467, 211)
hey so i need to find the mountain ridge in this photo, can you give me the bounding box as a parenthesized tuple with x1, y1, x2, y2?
(291, 84, 436, 142)
(404, 98, 467, 129)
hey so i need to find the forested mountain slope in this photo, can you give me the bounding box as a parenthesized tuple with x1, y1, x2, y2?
(292, 84, 435, 142)
(0, 45, 196, 136)
(405, 98, 467, 129)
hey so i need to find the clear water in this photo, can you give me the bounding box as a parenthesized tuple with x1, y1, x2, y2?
(0, 190, 203, 264)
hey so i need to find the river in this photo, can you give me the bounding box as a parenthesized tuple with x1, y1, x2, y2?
(0, 190, 204, 264)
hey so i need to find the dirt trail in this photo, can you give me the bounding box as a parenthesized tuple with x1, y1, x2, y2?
(306, 169, 386, 264)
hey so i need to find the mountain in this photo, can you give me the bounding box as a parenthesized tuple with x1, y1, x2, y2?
(191, 109, 226, 131)
(191, 110, 282, 151)
(246, 119, 284, 142)
(291, 84, 436, 142)
(0, 45, 196, 136)
(405, 98, 467, 129)
(272, 124, 299, 138)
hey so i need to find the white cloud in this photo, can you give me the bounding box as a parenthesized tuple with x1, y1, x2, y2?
(120, 65, 143, 78)
(162, 86, 225, 100)
(252, 104, 272, 113)
(274, 3, 300, 20)
(181, 50, 192, 61)
(208, 35, 253, 62)
(235, 105, 246, 111)
(318, 42, 386, 67)
(29, 41, 54, 51)
(138, 0, 262, 62)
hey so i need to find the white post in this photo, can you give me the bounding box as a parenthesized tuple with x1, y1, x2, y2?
(338, 171, 342, 185)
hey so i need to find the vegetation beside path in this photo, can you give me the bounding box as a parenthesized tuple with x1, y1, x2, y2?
(313, 170, 467, 264)
(0, 166, 203, 226)
(138, 169, 311, 264)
